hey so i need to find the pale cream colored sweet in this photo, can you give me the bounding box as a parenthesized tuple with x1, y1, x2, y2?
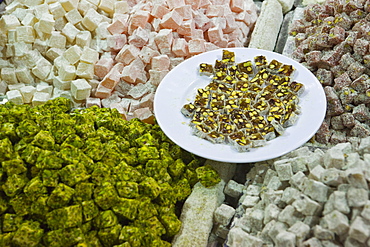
(15, 67, 35, 84)
(46, 48, 65, 61)
(76, 62, 95, 79)
(53, 76, 71, 90)
(75, 31, 91, 47)
(82, 8, 103, 31)
(49, 2, 66, 19)
(65, 8, 83, 25)
(63, 45, 82, 65)
(80, 46, 99, 64)
(6, 90, 23, 105)
(31, 57, 52, 80)
(21, 13, 37, 27)
(58, 63, 76, 81)
(38, 13, 55, 34)
(60, 0, 79, 12)
(0, 14, 21, 32)
(71, 78, 92, 100)
(99, 0, 115, 16)
(32, 91, 51, 106)
(62, 22, 80, 43)
(48, 31, 67, 49)
(1, 67, 18, 85)
(20, 85, 36, 103)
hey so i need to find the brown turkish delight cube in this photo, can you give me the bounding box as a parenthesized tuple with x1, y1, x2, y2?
(305, 51, 321, 67)
(334, 12, 353, 30)
(317, 34, 335, 50)
(349, 120, 370, 138)
(291, 44, 308, 63)
(353, 38, 369, 56)
(341, 112, 356, 128)
(316, 68, 333, 86)
(304, 4, 323, 22)
(289, 19, 309, 35)
(330, 65, 345, 78)
(324, 86, 344, 116)
(328, 26, 346, 45)
(351, 74, 370, 93)
(334, 72, 352, 91)
(330, 131, 347, 145)
(322, 1, 335, 15)
(320, 50, 342, 68)
(294, 33, 307, 47)
(339, 53, 356, 70)
(343, 0, 360, 14)
(330, 115, 345, 130)
(353, 93, 370, 105)
(362, 55, 370, 68)
(344, 31, 359, 46)
(349, 9, 366, 22)
(347, 61, 365, 80)
(339, 87, 357, 105)
(315, 121, 332, 144)
(352, 104, 370, 122)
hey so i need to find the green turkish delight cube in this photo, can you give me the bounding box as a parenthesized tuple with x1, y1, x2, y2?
(83, 137, 106, 161)
(36, 150, 64, 169)
(0, 197, 8, 215)
(83, 231, 103, 247)
(21, 145, 41, 165)
(41, 169, 59, 187)
(113, 242, 131, 247)
(9, 194, 31, 216)
(118, 225, 142, 247)
(31, 130, 55, 150)
(159, 148, 174, 167)
(159, 212, 181, 237)
(113, 162, 142, 183)
(125, 118, 148, 141)
(136, 216, 165, 237)
(169, 145, 182, 160)
(47, 183, 75, 209)
(15, 119, 40, 139)
(82, 200, 99, 222)
(116, 181, 139, 199)
(46, 205, 82, 230)
(195, 165, 221, 188)
(59, 163, 90, 187)
(23, 177, 47, 201)
(61, 134, 84, 149)
(101, 149, 123, 167)
(0, 232, 14, 246)
(173, 178, 192, 201)
(76, 123, 97, 139)
(2, 213, 23, 232)
(144, 161, 171, 184)
(80, 220, 92, 233)
(96, 127, 115, 142)
(74, 182, 95, 202)
(2, 158, 26, 175)
(139, 177, 161, 199)
(112, 198, 139, 221)
(30, 196, 49, 218)
(94, 210, 118, 229)
(136, 197, 158, 220)
(156, 182, 176, 206)
(93, 182, 119, 210)
(43, 227, 84, 247)
(137, 146, 159, 164)
(3, 173, 29, 197)
(79, 152, 95, 173)
(121, 148, 138, 166)
(90, 162, 114, 185)
(135, 133, 159, 147)
(110, 136, 130, 152)
(0, 123, 17, 143)
(97, 224, 122, 247)
(168, 159, 186, 178)
(152, 239, 171, 247)
(11, 221, 44, 247)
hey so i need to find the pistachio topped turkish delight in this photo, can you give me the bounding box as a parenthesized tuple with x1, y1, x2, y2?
(182, 50, 305, 152)
(0, 97, 221, 246)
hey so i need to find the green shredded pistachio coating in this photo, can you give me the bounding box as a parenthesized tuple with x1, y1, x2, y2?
(0, 97, 220, 246)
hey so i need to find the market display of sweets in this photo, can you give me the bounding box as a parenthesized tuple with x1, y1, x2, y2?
(0, 97, 221, 247)
(181, 49, 304, 152)
(288, 0, 370, 145)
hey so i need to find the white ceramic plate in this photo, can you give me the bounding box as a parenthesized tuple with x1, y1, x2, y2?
(154, 48, 326, 163)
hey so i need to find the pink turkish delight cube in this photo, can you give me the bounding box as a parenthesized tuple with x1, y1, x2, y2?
(129, 10, 150, 29)
(177, 19, 195, 36)
(316, 68, 334, 86)
(188, 39, 206, 55)
(305, 51, 322, 67)
(160, 10, 183, 30)
(172, 38, 189, 57)
(230, 0, 244, 12)
(174, 5, 192, 20)
(128, 26, 150, 48)
(139, 46, 160, 64)
(166, 0, 186, 10)
(151, 4, 170, 19)
(151, 55, 170, 70)
(115, 44, 140, 65)
(95, 57, 114, 79)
